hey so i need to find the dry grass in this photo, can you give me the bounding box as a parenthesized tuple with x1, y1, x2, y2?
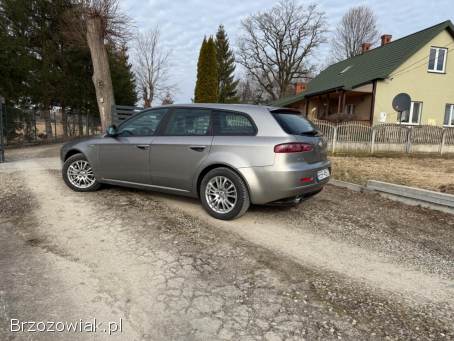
(331, 155, 454, 194)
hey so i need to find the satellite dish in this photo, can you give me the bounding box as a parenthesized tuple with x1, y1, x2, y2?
(392, 93, 411, 113)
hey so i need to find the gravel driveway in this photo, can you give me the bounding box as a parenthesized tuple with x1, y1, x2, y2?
(0, 144, 453, 340)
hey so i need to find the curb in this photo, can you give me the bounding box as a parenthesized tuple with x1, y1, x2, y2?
(329, 178, 454, 214)
(367, 180, 454, 208)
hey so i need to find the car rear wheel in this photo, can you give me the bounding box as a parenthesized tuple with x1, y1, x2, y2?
(62, 153, 101, 192)
(200, 167, 250, 220)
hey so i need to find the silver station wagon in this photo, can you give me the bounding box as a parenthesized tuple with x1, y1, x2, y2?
(61, 104, 331, 220)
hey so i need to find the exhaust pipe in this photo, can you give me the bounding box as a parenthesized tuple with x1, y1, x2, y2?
(294, 196, 303, 204)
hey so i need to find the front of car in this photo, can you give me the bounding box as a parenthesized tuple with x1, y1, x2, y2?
(60, 136, 102, 164)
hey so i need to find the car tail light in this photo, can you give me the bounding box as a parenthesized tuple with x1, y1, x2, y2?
(274, 143, 313, 153)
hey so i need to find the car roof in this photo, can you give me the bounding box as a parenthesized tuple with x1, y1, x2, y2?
(156, 103, 279, 113)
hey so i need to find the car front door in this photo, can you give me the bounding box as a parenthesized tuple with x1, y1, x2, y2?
(150, 107, 213, 192)
(97, 108, 167, 184)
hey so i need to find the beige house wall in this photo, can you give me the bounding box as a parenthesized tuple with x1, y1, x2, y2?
(373, 30, 454, 126)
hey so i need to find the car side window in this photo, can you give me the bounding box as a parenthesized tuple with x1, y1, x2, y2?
(163, 108, 211, 136)
(117, 109, 167, 136)
(213, 110, 256, 136)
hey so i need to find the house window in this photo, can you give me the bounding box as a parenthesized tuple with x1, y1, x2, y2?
(346, 104, 355, 116)
(400, 101, 422, 124)
(428, 47, 447, 73)
(444, 104, 454, 126)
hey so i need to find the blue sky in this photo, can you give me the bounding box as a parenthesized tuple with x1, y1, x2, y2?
(120, 0, 454, 103)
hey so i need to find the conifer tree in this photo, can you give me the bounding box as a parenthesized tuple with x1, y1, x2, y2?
(215, 25, 238, 103)
(194, 37, 218, 102)
(109, 45, 137, 106)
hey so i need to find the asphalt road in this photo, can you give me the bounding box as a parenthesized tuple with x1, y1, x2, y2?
(0, 144, 453, 340)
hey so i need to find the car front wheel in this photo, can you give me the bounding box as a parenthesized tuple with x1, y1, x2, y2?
(62, 153, 101, 192)
(200, 167, 250, 220)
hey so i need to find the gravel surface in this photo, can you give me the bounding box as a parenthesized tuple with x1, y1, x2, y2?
(0, 144, 453, 340)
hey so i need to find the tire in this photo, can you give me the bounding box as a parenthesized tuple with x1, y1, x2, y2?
(200, 167, 250, 220)
(62, 153, 101, 192)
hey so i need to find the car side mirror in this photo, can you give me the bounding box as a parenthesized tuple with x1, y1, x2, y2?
(106, 125, 118, 137)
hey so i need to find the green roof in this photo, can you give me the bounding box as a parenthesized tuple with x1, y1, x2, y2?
(273, 20, 454, 106)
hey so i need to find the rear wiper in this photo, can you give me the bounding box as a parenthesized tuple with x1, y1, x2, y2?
(300, 130, 320, 136)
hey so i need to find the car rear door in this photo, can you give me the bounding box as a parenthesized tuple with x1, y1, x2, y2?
(150, 107, 213, 192)
(97, 108, 167, 184)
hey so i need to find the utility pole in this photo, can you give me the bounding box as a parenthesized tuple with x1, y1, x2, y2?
(0, 96, 5, 162)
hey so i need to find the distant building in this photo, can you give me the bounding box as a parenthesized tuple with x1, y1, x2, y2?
(273, 20, 454, 127)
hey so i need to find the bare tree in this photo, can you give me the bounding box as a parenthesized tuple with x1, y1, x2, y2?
(161, 91, 174, 105)
(64, 0, 131, 131)
(237, 73, 266, 104)
(132, 28, 174, 107)
(237, 0, 326, 101)
(331, 5, 379, 61)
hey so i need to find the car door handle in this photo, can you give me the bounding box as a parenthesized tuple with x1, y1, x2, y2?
(189, 146, 206, 152)
(136, 144, 150, 150)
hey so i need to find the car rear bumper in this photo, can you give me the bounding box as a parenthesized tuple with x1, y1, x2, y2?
(238, 160, 331, 204)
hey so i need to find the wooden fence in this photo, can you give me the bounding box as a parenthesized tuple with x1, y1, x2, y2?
(311, 120, 454, 155)
(111, 105, 144, 125)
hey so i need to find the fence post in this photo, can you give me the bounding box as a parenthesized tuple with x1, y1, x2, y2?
(440, 129, 446, 155)
(371, 127, 376, 154)
(405, 127, 412, 153)
(332, 125, 338, 153)
(0, 97, 4, 163)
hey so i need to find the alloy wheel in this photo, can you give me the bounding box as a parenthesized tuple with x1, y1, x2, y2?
(67, 160, 96, 189)
(205, 176, 238, 214)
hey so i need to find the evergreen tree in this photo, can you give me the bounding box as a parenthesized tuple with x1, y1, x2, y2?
(0, 0, 35, 102)
(0, 0, 100, 137)
(194, 37, 218, 103)
(0, 0, 134, 139)
(194, 38, 207, 103)
(215, 25, 238, 103)
(109, 45, 137, 106)
(0, 0, 74, 137)
(60, 45, 98, 136)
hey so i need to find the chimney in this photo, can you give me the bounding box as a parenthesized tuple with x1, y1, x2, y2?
(381, 34, 392, 46)
(294, 82, 307, 95)
(361, 42, 371, 53)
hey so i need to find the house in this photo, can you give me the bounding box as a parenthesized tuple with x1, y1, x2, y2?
(273, 20, 454, 127)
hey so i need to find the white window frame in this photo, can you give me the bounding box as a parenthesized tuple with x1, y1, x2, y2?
(428, 47, 448, 73)
(400, 101, 422, 125)
(445, 104, 454, 127)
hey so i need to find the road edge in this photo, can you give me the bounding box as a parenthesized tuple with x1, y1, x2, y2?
(330, 178, 454, 215)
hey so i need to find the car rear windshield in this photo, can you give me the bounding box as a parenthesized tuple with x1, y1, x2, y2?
(271, 110, 316, 135)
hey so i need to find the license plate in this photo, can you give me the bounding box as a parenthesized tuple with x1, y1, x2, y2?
(317, 168, 330, 181)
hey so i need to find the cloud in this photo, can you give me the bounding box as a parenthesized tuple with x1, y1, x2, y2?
(120, 0, 454, 104)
